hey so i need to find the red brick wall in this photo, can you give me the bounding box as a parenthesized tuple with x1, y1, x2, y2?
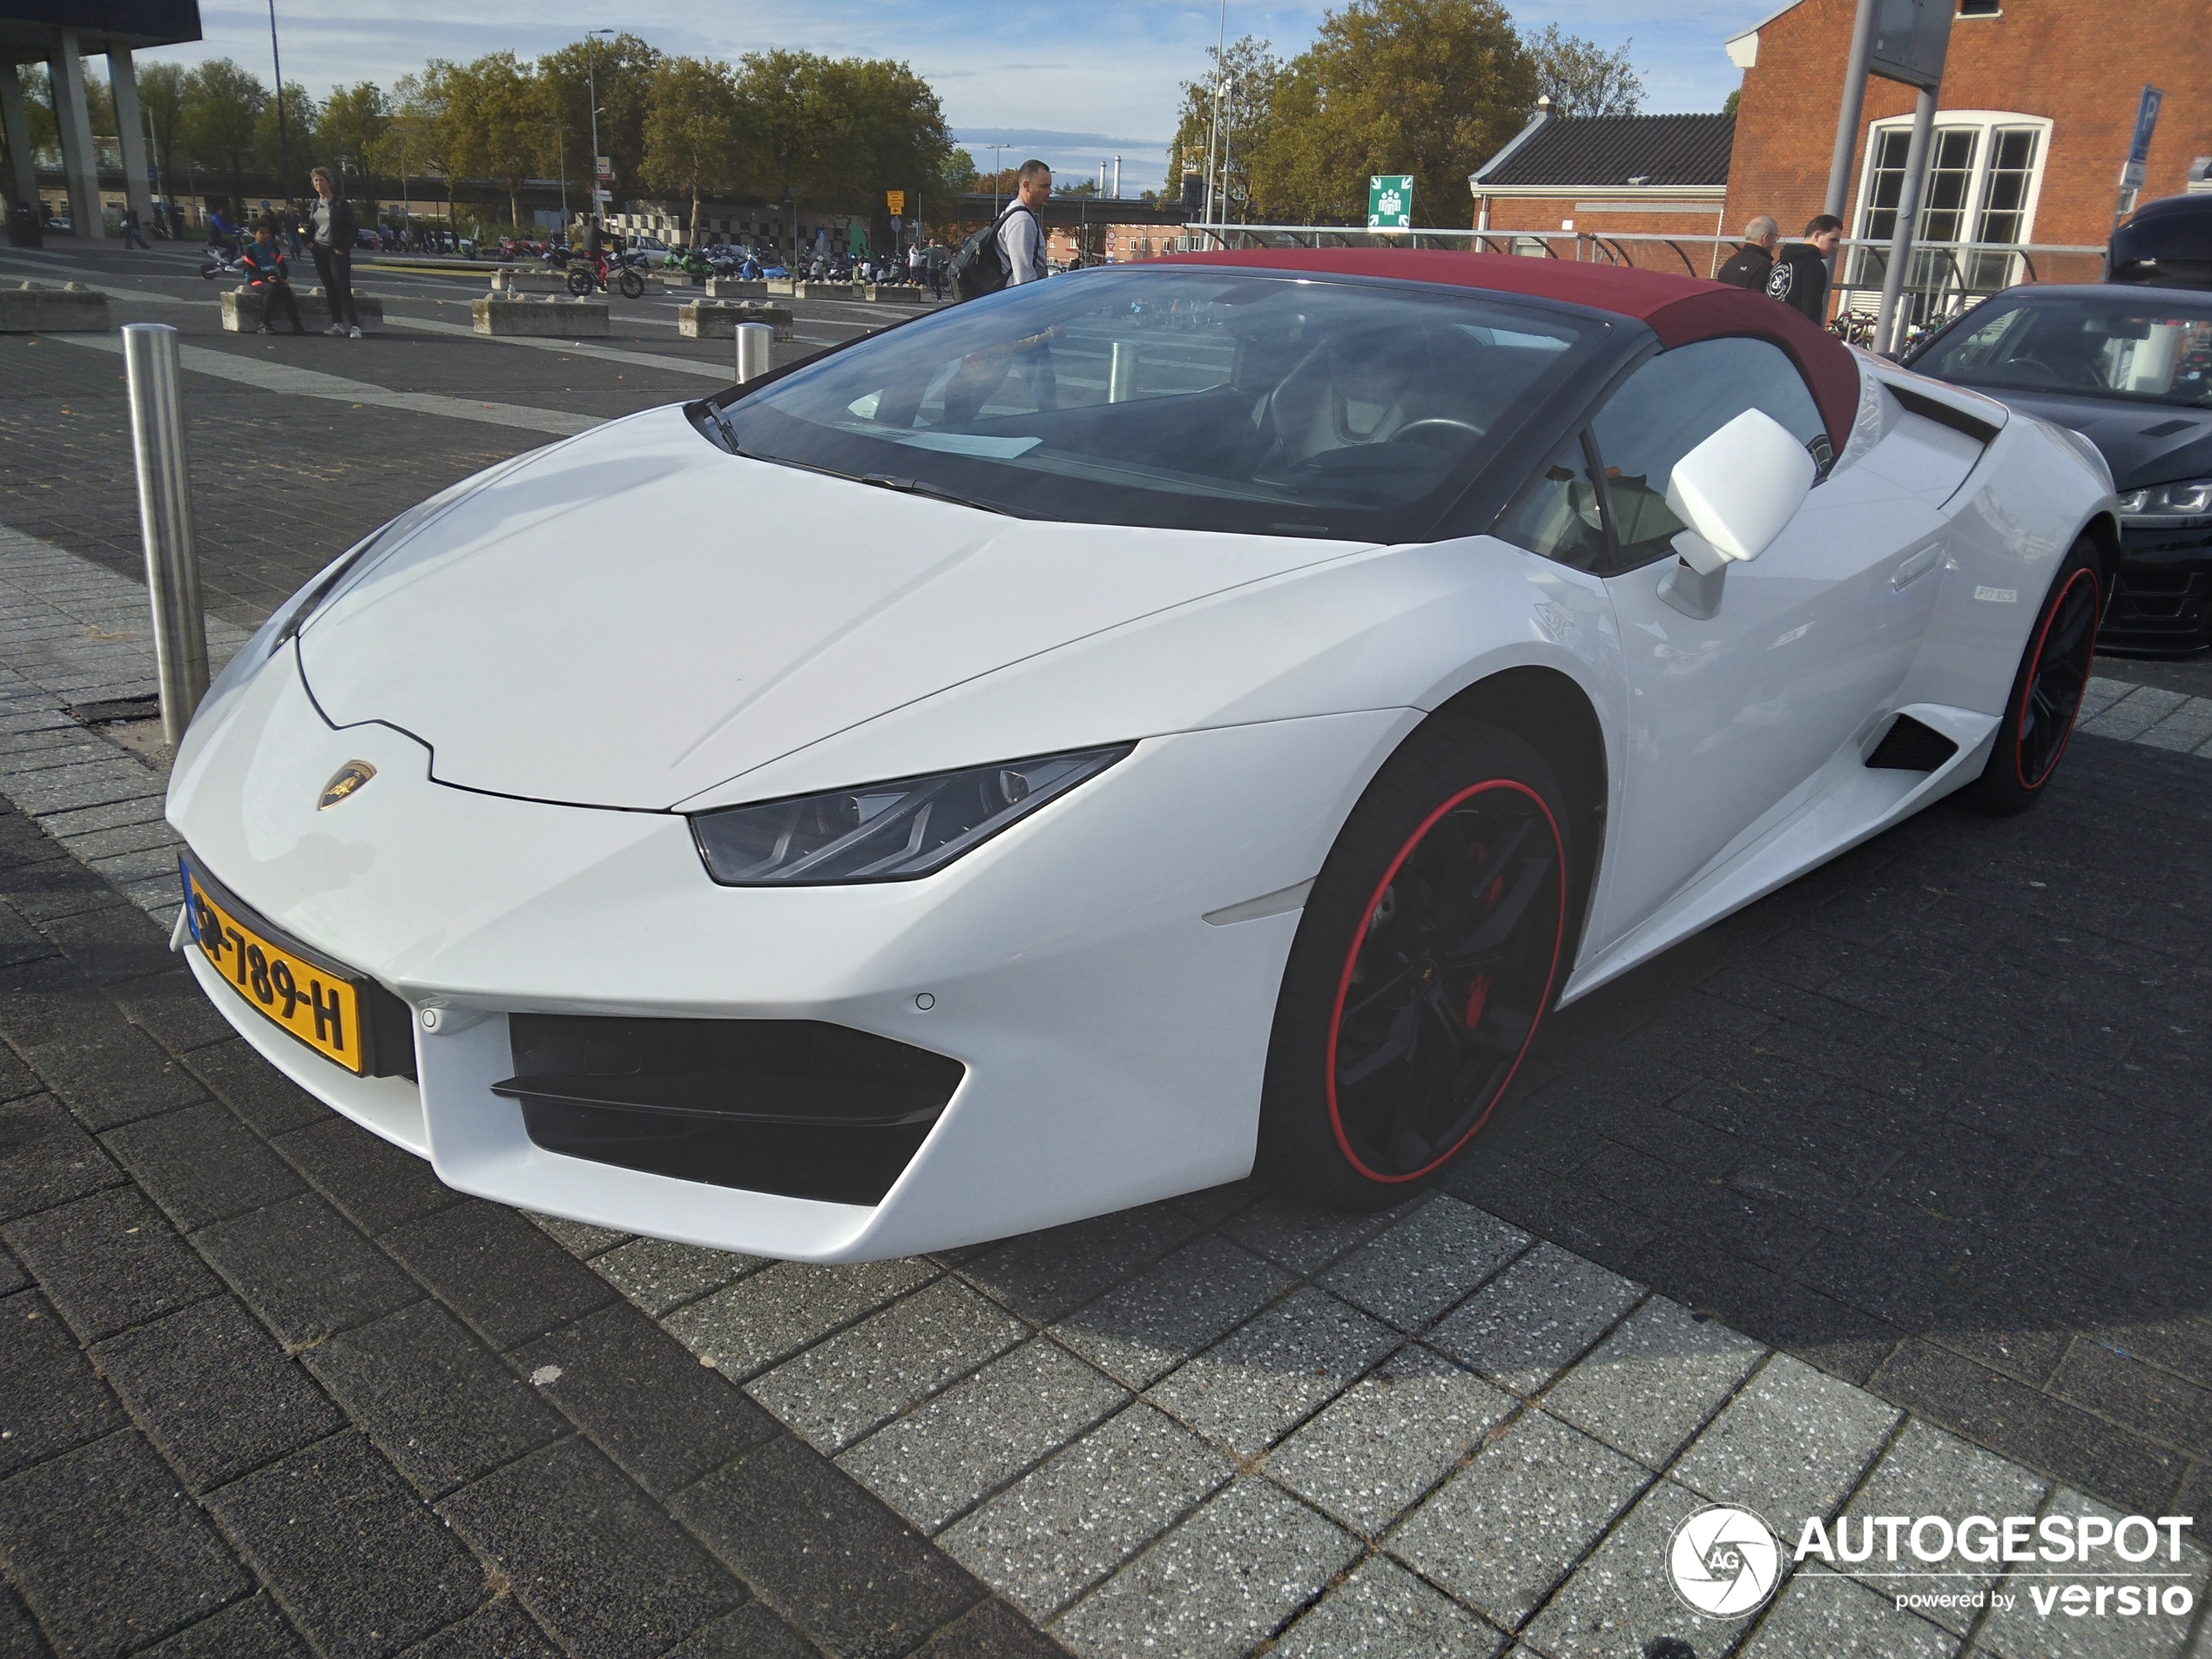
(1725, 0, 2211, 255)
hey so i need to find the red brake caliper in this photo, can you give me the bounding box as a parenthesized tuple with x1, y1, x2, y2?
(1463, 974, 1492, 1028)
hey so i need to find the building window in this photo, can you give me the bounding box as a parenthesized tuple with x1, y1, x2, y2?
(1958, 0, 2001, 16)
(1851, 112, 2048, 303)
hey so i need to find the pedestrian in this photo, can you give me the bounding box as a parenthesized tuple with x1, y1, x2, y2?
(1766, 214, 1844, 325)
(907, 239, 925, 287)
(1000, 160, 1051, 287)
(1716, 215, 1778, 290)
(284, 203, 306, 262)
(926, 238, 947, 298)
(119, 205, 151, 250)
(239, 220, 307, 334)
(308, 167, 362, 338)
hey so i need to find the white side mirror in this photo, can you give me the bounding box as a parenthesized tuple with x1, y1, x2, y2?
(1665, 408, 1818, 577)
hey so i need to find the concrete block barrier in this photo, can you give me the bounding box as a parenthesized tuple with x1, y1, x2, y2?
(220, 287, 384, 332)
(704, 278, 767, 299)
(488, 266, 569, 293)
(863, 282, 928, 304)
(678, 300, 795, 341)
(472, 295, 611, 337)
(0, 280, 109, 333)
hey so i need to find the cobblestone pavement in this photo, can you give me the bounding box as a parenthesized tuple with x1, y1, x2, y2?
(4, 237, 2211, 1656)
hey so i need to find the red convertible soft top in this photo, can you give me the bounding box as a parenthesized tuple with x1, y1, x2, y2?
(1157, 247, 1861, 452)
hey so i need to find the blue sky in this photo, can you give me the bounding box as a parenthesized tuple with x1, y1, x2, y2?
(166, 1, 1777, 196)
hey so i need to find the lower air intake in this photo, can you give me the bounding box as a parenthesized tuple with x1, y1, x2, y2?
(1865, 714, 1960, 772)
(496, 1015, 965, 1206)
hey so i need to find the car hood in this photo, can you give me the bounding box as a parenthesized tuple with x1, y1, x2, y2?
(297, 405, 1370, 810)
(1972, 388, 2212, 489)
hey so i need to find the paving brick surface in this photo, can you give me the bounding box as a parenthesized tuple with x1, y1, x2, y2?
(0, 786, 1062, 1657)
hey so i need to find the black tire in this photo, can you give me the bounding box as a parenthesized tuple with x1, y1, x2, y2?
(1961, 536, 2101, 815)
(1258, 719, 1577, 1210)
(617, 267, 645, 300)
(565, 266, 592, 298)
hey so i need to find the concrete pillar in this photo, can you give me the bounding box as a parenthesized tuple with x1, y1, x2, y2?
(51, 32, 106, 236)
(0, 63, 36, 212)
(107, 49, 152, 231)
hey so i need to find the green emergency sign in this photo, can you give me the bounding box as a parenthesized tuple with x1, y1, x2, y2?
(1367, 175, 1413, 231)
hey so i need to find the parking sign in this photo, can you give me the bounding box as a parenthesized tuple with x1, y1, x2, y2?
(1368, 176, 1413, 232)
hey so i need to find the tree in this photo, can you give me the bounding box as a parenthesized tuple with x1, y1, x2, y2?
(318, 83, 390, 194)
(539, 33, 663, 216)
(732, 50, 838, 232)
(433, 53, 544, 230)
(1256, 0, 1535, 226)
(386, 71, 456, 222)
(1724, 89, 1741, 118)
(820, 57, 962, 224)
(137, 62, 187, 195)
(179, 58, 267, 206)
(641, 57, 740, 245)
(252, 80, 320, 199)
(1527, 24, 1643, 118)
(1167, 36, 1281, 219)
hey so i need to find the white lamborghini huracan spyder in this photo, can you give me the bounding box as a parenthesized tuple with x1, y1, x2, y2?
(167, 250, 2115, 1260)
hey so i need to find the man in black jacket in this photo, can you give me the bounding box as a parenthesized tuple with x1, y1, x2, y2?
(1717, 216, 1779, 289)
(1766, 214, 1844, 325)
(309, 167, 362, 337)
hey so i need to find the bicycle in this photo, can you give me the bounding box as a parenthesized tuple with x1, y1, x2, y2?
(567, 252, 645, 300)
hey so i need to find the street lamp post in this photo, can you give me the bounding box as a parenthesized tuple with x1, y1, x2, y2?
(266, 0, 292, 208)
(587, 28, 614, 228)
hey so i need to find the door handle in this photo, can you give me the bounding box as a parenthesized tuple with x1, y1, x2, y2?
(1892, 546, 1942, 590)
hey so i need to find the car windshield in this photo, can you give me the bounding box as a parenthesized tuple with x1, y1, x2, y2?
(705, 267, 1604, 540)
(1912, 293, 2212, 407)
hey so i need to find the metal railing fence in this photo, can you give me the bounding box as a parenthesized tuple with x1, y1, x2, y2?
(1170, 223, 2107, 340)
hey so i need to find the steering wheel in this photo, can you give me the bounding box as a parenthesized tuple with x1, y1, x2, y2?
(2010, 354, 2101, 391)
(1392, 416, 1483, 449)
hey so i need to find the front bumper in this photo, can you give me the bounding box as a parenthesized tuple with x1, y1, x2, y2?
(166, 644, 1407, 1260)
(2102, 524, 2212, 656)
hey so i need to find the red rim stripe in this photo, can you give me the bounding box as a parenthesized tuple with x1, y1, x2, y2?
(2013, 566, 2099, 792)
(1322, 779, 1566, 1185)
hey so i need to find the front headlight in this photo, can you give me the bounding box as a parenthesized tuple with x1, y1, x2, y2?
(691, 745, 1133, 885)
(2116, 477, 2212, 522)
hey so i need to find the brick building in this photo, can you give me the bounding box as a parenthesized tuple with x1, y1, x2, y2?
(1723, 0, 2212, 302)
(1467, 110, 1737, 273)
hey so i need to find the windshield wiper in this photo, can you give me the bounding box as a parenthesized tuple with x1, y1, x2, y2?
(858, 474, 1012, 516)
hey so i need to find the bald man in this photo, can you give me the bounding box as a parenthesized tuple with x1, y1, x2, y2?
(1717, 215, 1780, 290)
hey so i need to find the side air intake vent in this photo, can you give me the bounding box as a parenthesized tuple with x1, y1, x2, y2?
(496, 1015, 966, 1206)
(1865, 714, 1960, 772)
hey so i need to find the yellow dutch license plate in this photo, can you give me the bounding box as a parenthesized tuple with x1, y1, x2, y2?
(183, 864, 366, 1075)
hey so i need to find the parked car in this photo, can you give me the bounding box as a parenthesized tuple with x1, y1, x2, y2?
(624, 233, 674, 267)
(2107, 193, 2212, 292)
(1905, 283, 2211, 654)
(169, 251, 2114, 1261)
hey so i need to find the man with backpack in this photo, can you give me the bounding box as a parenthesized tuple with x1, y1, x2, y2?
(953, 160, 1051, 300)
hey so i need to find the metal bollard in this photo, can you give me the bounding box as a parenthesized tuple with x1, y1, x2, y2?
(734, 320, 773, 385)
(1108, 340, 1137, 404)
(122, 323, 209, 745)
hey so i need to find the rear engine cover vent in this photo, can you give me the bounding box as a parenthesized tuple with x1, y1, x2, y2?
(496, 1015, 965, 1206)
(1865, 713, 1960, 772)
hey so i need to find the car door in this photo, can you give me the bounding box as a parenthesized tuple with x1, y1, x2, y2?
(1584, 337, 1947, 950)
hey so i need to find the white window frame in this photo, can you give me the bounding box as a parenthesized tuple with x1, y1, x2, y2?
(1854, 111, 2052, 251)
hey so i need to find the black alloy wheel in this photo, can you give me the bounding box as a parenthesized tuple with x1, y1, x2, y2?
(617, 266, 646, 300)
(566, 266, 593, 298)
(2014, 567, 2098, 789)
(1965, 535, 2101, 814)
(1260, 721, 1575, 1208)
